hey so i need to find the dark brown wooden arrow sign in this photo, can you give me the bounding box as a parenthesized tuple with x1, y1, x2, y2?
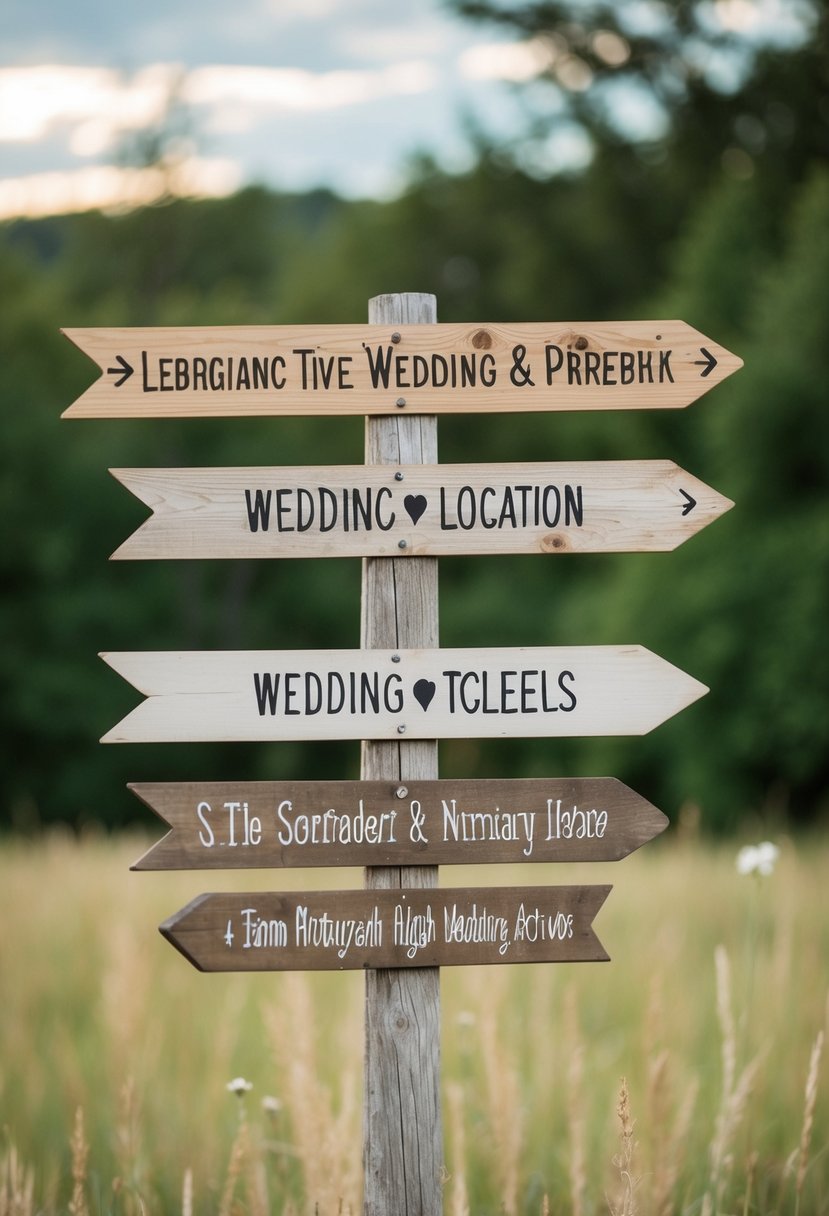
(160, 884, 611, 971)
(61, 321, 741, 418)
(100, 645, 707, 743)
(130, 777, 667, 870)
(109, 460, 733, 560)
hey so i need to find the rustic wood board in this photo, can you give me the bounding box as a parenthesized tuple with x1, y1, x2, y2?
(129, 777, 668, 870)
(159, 884, 612, 971)
(100, 645, 707, 743)
(61, 321, 742, 417)
(110, 460, 733, 559)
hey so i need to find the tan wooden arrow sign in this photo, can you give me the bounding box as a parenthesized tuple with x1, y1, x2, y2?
(110, 460, 733, 560)
(130, 777, 667, 870)
(100, 645, 706, 743)
(159, 884, 611, 971)
(62, 321, 741, 418)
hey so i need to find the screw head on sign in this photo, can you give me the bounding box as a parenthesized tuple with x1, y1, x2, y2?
(395, 472, 404, 481)
(397, 725, 406, 734)
(398, 539, 407, 549)
(396, 786, 408, 799)
(396, 397, 406, 408)
(391, 654, 401, 663)
(391, 332, 401, 344)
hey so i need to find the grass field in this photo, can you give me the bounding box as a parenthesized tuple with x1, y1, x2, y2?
(0, 828, 826, 1215)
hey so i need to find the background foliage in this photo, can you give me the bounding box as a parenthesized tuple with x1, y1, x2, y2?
(2, 0, 827, 831)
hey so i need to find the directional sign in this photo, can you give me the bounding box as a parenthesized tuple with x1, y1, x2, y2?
(160, 885, 611, 971)
(61, 321, 742, 418)
(130, 777, 667, 870)
(110, 460, 733, 560)
(100, 645, 706, 743)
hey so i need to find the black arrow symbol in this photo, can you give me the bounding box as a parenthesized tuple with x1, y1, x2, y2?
(679, 489, 696, 516)
(107, 354, 134, 388)
(693, 347, 717, 378)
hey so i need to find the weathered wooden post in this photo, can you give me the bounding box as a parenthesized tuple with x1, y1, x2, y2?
(361, 292, 442, 1216)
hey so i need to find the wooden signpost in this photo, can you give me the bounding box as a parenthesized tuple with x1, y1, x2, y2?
(99, 644, 706, 743)
(65, 291, 740, 1216)
(160, 885, 611, 972)
(109, 459, 732, 559)
(130, 778, 667, 870)
(62, 319, 742, 417)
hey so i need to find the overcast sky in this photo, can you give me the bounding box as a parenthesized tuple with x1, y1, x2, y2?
(0, 0, 549, 218)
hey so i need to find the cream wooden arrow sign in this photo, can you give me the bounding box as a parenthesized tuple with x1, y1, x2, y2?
(160, 884, 612, 972)
(62, 321, 742, 418)
(110, 460, 733, 559)
(130, 777, 668, 870)
(100, 645, 706, 743)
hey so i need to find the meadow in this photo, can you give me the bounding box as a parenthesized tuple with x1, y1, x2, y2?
(0, 826, 826, 1215)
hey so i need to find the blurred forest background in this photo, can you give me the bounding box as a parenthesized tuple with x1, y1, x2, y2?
(2, 0, 827, 835)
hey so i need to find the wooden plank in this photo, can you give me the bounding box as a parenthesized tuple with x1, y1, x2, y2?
(61, 320, 742, 418)
(100, 644, 707, 743)
(129, 777, 668, 870)
(159, 884, 612, 972)
(110, 460, 733, 559)
(360, 293, 441, 1216)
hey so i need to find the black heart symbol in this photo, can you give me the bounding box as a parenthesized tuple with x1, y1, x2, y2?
(404, 494, 428, 525)
(413, 679, 436, 711)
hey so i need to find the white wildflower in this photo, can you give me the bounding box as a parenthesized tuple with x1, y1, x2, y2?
(226, 1077, 253, 1096)
(262, 1095, 282, 1114)
(736, 841, 780, 877)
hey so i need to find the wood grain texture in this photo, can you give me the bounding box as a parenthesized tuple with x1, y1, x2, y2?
(61, 320, 742, 418)
(158, 885, 612, 972)
(99, 644, 708, 743)
(361, 293, 441, 1216)
(129, 777, 668, 870)
(109, 460, 733, 560)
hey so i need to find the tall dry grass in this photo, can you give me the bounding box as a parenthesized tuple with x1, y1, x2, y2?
(0, 828, 826, 1214)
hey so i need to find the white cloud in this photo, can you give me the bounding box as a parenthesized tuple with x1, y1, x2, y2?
(0, 63, 180, 144)
(459, 40, 556, 84)
(0, 158, 240, 220)
(181, 60, 436, 113)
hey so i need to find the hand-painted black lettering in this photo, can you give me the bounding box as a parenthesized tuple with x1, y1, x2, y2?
(520, 670, 539, 713)
(439, 488, 457, 531)
(284, 672, 301, 714)
(159, 358, 173, 391)
(254, 671, 280, 715)
(565, 485, 584, 527)
(545, 344, 564, 383)
(558, 669, 577, 711)
(141, 350, 158, 392)
(244, 488, 272, 532)
(295, 488, 314, 532)
(275, 487, 293, 532)
(501, 670, 518, 713)
(480, 486, 497, 529)
(305, 672, 323, 715)
(362, 344, 394, 388)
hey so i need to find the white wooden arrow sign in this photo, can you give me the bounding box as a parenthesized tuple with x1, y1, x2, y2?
(109, 460, 733, 560)
(100, 645, 707, 743)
